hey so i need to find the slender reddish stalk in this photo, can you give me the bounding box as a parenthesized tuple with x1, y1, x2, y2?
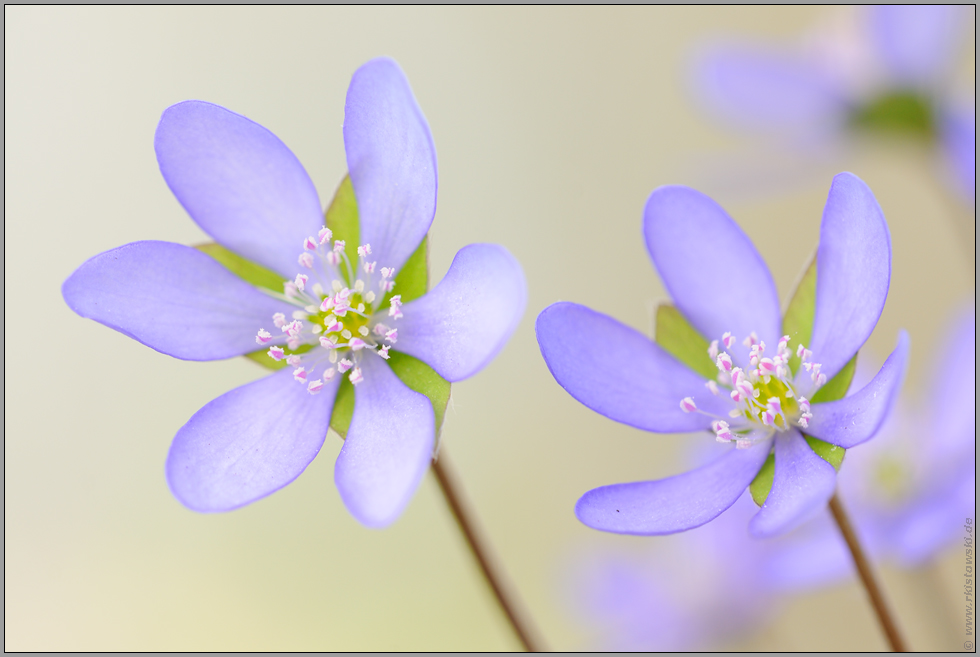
(432, 450, 544, 652)
(828, 492, 908, 652)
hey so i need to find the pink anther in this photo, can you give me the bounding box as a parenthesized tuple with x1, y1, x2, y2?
(378, 345, 390, 360)
(333, 240, 346, 253)
(255, 329, 272, 345)
(298, 253, 314, 269)
(320, 296, 335, 312)
(307, 379, 324, 394)
(385, 328, 398, 343)
(357, 244, 372, 257)
(267, 346, 285, 361)
(722, 332, 735, 349)
(287, 336, 301, 350)
(318, 227, 333, 244)
(679, 397, 697, 413)
(388, 295, 403, 319)
(363, 261, 377, 274)
(284, 281, 298, 298)
(708, 340, 719, 360)
(319, 335, 335, 349)
(716, 352, 733, 373)
(742, 332, 759, 348)
(286, 355, 302, 367)
(797, 397, 810, 414)
(735, 439, 754, 450)
(325, 318, 343, 333)
(326, 251, 340, 267)
(373, 323, 389, 336)
(338, 359, 353, 374)
(322, 368, 337, 380)
(758, 358, 776, 376)
(712, 420, 734, 442)
(381, 267, 395, 279)
(294, 274, 308, 290)
(273, 312, 286, 328)
(348, 338, 366, 351)
(705, 380, 719, 395)
(292, 367, 307, 383)
(348, 367, 364, 385)
(304, 237, 318, 251)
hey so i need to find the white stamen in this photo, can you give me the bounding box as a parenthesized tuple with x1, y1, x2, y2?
(679, 397, 697, 413)
(705, 380, 719, 395)
(358, 326, 369, 337)
(294, 274, 308, 290)
(298, 253, 314, 269)
(708, 340, 719, 360)
(273, 313, 286, 328)
(349, 338, 366, 351)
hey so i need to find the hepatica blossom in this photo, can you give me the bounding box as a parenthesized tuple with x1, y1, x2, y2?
(62, 58, 526, 527)
(692, 5, 976, 202)
(537, 172, 909, 538)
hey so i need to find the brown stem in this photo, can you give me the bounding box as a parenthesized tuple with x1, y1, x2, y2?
(828, 492, 908, 652)
(432, 450, 544, 652)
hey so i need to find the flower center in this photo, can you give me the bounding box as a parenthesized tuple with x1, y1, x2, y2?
(678, 331, 828, 448)
(253, 226, 402, 393)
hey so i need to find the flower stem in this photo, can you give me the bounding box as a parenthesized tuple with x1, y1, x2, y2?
(828, 492, 908, 652)
(432, 450, 544, 652)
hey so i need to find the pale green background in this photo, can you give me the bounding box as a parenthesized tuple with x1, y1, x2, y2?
(4, 6, 975, 651)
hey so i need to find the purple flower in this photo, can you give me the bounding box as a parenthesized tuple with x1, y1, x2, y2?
(691, 5, 976, 203)
(536, 172, 909, 538)
(767, 304, 976, 586)
(61, 58, 526, 527)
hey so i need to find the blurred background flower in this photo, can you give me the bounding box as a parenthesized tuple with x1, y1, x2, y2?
(5, 6, 974, 651)
(687, 5, 975, 207)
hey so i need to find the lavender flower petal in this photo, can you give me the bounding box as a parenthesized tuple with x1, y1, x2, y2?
(166, 367, 339, 512)
(690, 44, 845, 134)
(395, 244, 526, 382)
(575, 439, 771, 535)
(806, 331, 910, 449)
(334, 356, 435, 528)
(344, 58, 437, 274)
(155, 101, 324, 278)
(643, 185, 781, 361)
(926, 304, 975, 455)
(809, 172, 891, 379)
(62, 241, 293, 360)
(870, 5, 966, 86)
(749, 429, 837, 538)
(536, 302, 733, 433)
(939, 104, 976, 205)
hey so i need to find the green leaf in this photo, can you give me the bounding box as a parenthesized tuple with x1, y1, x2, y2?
(324, 175, 360, 286)
(782, 256, 816, 376)
(811, 354, 857, 404)
(195, 242, 286, 293)
(654, 304, 716, 380)
(750, 453, 775, 506)
(330, 379, 356, 438)
(805, 435, 845, 471)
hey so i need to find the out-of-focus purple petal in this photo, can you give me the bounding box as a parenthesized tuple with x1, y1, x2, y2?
(643, 185, 781, 363)
(155, 101, 324, 278)
(166, 367, 338, 512)
(334, 356, 434, 528)
(761, 511, 853, 591)
(689, 44, 846, 135)
(575, 439, 771, 535)
(939, 104, 976, 205)
(809, 172, 890, 380)
(344, 58, 437, 274)
(870, 5, 966, 86)
(62, 241, 293, 360)
(927, 303, 975, 456)
(749, 429, 837, 538)
(536, 302, 733, 433)
(395, 244, 526, 382)
(806, 331, 909, 448)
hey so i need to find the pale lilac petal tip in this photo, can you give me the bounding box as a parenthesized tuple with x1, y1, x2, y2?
(334, 356, 435, 528)
(690, 43, 845, 134)
(62, 241, 293, 361)
(155, 101, 324, 278)
(536, 302, 731, 433)
(395, 243, 526, 382)
(643, 185, 781, 358)
(344, 58, 437, 275)
(749, 429, 837, 538)
(166, 367, 339, 512)
(809, 172, 891, 379)
(575, 439, 772, 536)
(870, 5, 966, 85)
(806, 331, 910, 449)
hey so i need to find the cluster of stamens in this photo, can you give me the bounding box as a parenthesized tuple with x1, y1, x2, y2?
(253, 226, 402, 394)
(678, 330, 826, 448)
